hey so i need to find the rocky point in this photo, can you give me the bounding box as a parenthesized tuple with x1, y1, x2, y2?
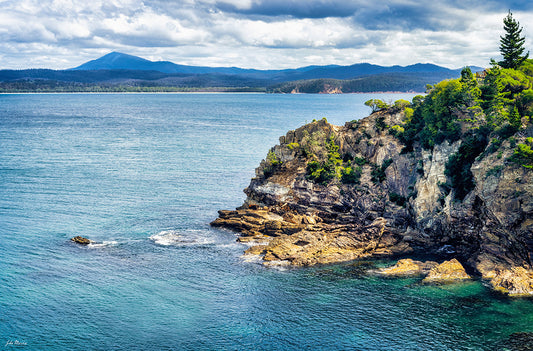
(212, 111, 533, 296)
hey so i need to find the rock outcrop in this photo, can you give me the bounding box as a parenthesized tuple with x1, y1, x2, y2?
(211, 112, 533, 295)
(71, 236, 91, 245)
(378, 258, 437, 276)
(378, 258, 471, 283)
(489, 267, 533, 296)
(422, 258, 471, 282)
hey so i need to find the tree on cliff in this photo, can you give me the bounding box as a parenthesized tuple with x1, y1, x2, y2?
(364, 99, 389, 113)
(499, 11, 529, 69)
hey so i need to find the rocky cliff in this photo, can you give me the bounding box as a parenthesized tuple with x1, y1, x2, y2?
(211, 110, 533, 296)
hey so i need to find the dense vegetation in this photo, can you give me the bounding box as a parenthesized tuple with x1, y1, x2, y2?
(306, 134, 343, 186)
(266, 72, 459, 94)
(0, 69, 268, 92)
(387, 12, 533, 200)
(0, 59, 469, 93)
(300, 12, 532, 202)
(0, 81, 264, 93)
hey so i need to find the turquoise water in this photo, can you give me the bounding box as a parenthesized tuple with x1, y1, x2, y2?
(0, 93, 531, 350)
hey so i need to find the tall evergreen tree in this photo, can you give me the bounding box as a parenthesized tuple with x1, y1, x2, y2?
(499, 11, 529, 69)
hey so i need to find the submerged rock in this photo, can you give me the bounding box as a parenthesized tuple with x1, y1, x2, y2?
(502, 332, 533, 351)
(70, 236, 91, 245)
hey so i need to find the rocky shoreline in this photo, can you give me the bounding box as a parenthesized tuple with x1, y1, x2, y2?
(212, 112, 533, 296)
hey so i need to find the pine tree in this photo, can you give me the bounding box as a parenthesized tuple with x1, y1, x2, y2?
(499, 11, 529, 69)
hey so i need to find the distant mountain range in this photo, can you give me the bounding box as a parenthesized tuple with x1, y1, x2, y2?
(0, 52, 485, 93)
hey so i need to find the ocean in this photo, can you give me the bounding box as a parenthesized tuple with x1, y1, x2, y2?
(0, 93, 531, 350)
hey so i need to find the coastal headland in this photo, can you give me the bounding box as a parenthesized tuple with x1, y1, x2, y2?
(212, 94, 533, 296)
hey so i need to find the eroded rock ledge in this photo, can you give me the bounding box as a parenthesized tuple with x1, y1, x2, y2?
(211, 113, 533, 296)
(212, 206, 410, 266)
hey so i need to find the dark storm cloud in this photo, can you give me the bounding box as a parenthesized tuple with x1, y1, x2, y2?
(212, 0, 531, 30)
(478, 0, 533, 12)
(215, 0, 361, 19)
(212, 0, 472, 31)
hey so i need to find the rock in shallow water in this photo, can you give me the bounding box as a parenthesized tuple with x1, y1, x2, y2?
(378, 258, 471, 283)
(422, 258, 471, 283)
(378, 258, 437, 276)
(70, 236, 91, 245)
(502, 332, 533, 351)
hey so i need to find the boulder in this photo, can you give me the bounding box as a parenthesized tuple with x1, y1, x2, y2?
(378, 258, 437, 276)
(422, 259, 471, 283)
(71, 236, 91, 245)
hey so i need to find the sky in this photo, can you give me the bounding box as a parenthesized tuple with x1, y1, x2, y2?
(0, 0, 532, 70)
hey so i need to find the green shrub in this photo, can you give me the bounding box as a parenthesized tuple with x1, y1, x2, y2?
(371, 159, 393, 184)
(365, 99, 390, 113)
(263, 150, 281, 178)
(486, 165, 504, 177)
(287, 142, 300, 150)
(341, 166, 362, 184)
(389, 124, 405, 137)
(509, 137, 533, 168)
(394, 99, 411, 110)
(306, 161, 335, 185)
(266, 150, 280, 166)
(375, 116, 386, 131)
(305, 135, 343, 185)
(444, 132, 488, 201)
(389, 192, 407, 207)
(484, 137, 503, 154)
(353, 156, 368, 166)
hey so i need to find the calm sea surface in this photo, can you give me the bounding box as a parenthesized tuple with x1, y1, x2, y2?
(0, 93, 531, 350)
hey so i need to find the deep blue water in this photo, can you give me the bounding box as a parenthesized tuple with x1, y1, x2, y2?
(0, 93, 532, 351)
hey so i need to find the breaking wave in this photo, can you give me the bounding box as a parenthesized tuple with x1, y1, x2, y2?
(87, 240, 119, 249)
(149, 230, 215, 247)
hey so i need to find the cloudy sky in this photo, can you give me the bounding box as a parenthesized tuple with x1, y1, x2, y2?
(1, 0, 532, 70)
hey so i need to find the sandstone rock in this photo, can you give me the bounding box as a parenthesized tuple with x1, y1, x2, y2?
(71, 236, 91, 245)
(244, 245, 269, 256)
(489, 267, 533, 296)
(422, 259, 471, 283)
(236, 234, 271, 243)
(378, 258, 437, 276)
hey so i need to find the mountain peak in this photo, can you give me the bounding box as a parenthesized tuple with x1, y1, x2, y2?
(71, 52, 168, 72)
(69, 51, 476, 82)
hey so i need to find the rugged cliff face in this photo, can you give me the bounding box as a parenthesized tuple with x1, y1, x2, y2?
(212, 110, 533, 296)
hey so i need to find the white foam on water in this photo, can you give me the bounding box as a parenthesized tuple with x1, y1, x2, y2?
(263, 260, 291, 271)
(87, 240, 119, 249)
(149, 230, 183, 246)
(240, 253, 264, 264)
(149, 230, 216, 247)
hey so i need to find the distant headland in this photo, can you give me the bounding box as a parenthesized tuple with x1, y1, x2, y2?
(0, 51, 482, 93)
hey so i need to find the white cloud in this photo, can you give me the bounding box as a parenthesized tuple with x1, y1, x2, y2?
(213, 17, 356, 48)
(0, 0, 529, 69)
